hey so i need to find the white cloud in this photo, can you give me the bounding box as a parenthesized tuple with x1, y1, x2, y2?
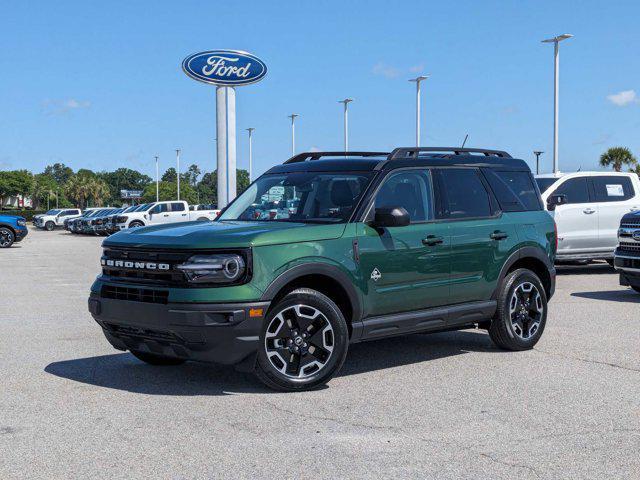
(372, 62, 400, 79)
(607, 90, 638, 107)
(43, 98, 91, 115)
(309, 146, 321, 152)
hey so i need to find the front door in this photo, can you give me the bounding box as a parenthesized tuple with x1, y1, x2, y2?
(549, 176, 599, 254)
(356, 169, 450, 317)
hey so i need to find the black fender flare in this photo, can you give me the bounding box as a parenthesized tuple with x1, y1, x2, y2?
(492, 246, 555, 299)
(0, 222, 16, 235)
(260, 262, 363, 323)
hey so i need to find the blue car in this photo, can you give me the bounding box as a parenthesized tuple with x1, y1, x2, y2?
(0, 214, 28, 248)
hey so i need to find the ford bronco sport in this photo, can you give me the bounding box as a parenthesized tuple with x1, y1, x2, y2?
(88, 147, 556, 391)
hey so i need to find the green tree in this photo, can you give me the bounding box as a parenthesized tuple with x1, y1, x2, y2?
(599, 147, 637, 172)
(31, 173, 60, 209)
(43, 163, 74, 185)
(97, 168, 151, 204)
(141, 181, 197, 204)
(0, 170, 33, 207)
(161, 167, 177, 183)
(185, 164, 201, 187)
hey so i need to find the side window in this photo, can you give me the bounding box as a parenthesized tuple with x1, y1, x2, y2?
(591, 176, 634, 202)
(438, 168, 493, 219)
(151, 203, 168, 214)
(491, 170, 542, 211)
(170, 202, 186, 212)
(371, 169, 433, 223)
(552, 177, 590, 204)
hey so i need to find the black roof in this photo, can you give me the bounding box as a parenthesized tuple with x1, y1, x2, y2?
(266, 147, 530, 174)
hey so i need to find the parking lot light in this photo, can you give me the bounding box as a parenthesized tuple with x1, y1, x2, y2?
(338, 99, 353, 151)
(288, 114, 299, 156)
(409, 75, 429, 147)
(541, 34, 573, 173)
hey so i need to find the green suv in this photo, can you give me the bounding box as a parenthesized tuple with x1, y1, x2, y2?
(88, 147, 556, 391)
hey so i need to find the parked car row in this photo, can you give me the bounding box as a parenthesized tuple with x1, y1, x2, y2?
(59, 201, 220, 236)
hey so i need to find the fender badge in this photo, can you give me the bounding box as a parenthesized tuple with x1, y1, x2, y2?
(371, 268, 382, 282)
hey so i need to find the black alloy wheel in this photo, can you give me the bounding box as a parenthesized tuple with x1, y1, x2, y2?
(0, 228, 15, 248)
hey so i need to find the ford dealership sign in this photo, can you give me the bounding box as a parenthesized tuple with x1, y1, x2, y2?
(182, 50, 267, 86)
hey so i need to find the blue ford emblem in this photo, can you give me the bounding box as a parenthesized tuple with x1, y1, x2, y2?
(632, 230, 640, 241)
(182, 50, 267, 86)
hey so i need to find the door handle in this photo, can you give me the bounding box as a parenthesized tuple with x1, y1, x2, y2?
(182, 213, 187, 216)
(422, 235, 444, 246)
(490, 231, 509, 240)
(583, 208, 596, 214)
(163, 214, 169, 217)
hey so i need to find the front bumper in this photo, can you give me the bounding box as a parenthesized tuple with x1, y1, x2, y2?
(88, 293, 270, 366)
(15, 227, 28, 242)
(614, 251, 640, 287)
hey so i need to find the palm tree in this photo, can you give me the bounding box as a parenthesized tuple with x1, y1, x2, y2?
(599, 147, 637, 172)
(88, 178, 110, 206)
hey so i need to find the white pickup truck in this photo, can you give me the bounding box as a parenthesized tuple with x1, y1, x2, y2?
(535, 171, 640, 262)
(114, 201, 218, 230)
(34, 208, 82, 231)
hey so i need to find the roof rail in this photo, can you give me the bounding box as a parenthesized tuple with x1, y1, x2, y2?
(284, 151, 389, 164)
(388, 147, 512, 160)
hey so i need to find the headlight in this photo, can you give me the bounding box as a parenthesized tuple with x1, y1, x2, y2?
(17, 219, 26, 227)
(176, 254, 247, 284)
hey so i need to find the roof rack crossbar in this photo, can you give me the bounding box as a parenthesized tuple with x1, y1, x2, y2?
(388, 147, 512, 160)
(284, 151, 388, 164)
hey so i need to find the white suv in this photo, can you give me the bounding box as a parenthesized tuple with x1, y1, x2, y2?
(35, 208, 82, 231)
(536, 171, 640, 262)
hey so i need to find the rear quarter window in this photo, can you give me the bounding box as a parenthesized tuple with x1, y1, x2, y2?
(483, 169, 542, 211)
(591, 176, 635, 202)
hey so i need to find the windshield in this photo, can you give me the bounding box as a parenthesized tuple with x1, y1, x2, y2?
(535, 177, 559, 194)
(46, 209, 62, 215)
(133, 203, 149, 212)
(219, 172, 373, 223)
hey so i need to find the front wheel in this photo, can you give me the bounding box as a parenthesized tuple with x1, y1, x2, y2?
(489, 269, 547, 351)
(130, 350, 186, 365)
(129, 221, 144, 228)
(45, 221, 55, 231)
(0, 227, 15, 248)
(255, 288, 349, 391)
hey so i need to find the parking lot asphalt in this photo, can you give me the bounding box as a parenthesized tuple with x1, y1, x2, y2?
(1, 227, 639, 479)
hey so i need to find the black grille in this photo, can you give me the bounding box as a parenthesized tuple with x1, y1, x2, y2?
(619, 242, 640, 253)
(621, 221, 640, 228)
(101, 285, 169, 304)
(105, 323, 179, 342)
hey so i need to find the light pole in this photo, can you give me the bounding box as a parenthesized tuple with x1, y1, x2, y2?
(409, 75, 429, 147)
(533, 151, 544, 175)
(56, 189, 59, 208)
(246, 128, 255, 181)
(175, 149, 181, 201)
(155, 155, 159, 202)
(288, 114, 299, 156)
(338, 98, 353, 151)
(542, 34, 573, 173)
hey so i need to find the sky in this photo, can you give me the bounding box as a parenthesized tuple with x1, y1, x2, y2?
(1, 0, 639, 179)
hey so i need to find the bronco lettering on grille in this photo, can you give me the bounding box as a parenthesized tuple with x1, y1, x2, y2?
(101, 258, 170, 271)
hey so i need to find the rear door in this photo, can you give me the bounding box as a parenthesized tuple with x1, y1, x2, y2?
(437, 168, 518, 304)
(356, 168, 451, 317)
(591, 175, 639, 251)
(548, 176, 598, 254)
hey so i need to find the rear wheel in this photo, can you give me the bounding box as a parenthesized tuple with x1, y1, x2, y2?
(489, 269, 547, 351)
(0, 228, 15, 248)
(255, 288, 349, 391)
(130, 350, 186, 366)
(45, 221, 55, 231)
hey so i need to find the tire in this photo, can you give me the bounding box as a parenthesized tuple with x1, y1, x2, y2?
(631, 286, 640, 294)
(489, 269, 547, 351)
(130, 350, 186, 366)
(606, 259, 614, 267)
(45, 221, 55, 231)
(0, 227, 15, 248)
(255, 288, 349, 391)
(129, 221, 144, 228)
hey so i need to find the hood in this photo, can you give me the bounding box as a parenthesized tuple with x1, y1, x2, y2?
(620, 211, 640, 224)
(103, 220, 347, 249)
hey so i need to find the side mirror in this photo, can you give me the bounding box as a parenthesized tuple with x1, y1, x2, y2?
(547, 194, 568, 211)
(373, 207, 410, 228)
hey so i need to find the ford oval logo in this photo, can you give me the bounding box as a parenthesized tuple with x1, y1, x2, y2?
(182, 50, 267, 86)
(632, 230, 640, 241)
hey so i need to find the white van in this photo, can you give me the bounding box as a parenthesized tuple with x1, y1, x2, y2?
(536, 171, 640, 262)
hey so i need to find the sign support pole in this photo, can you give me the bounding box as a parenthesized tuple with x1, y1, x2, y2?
(216, 86, 236, 208)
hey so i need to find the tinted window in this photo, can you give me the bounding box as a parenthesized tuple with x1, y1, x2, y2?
(535, 178, 558, 194)
(553, 177, 590, 204)
(170, 202, 186, 212)
(592, 176, 634, 202)
(151, 203, 169, 213)
(438, 168, 492, 219)
(372, 170, 433, 222)
(485, 170, 542, 211)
